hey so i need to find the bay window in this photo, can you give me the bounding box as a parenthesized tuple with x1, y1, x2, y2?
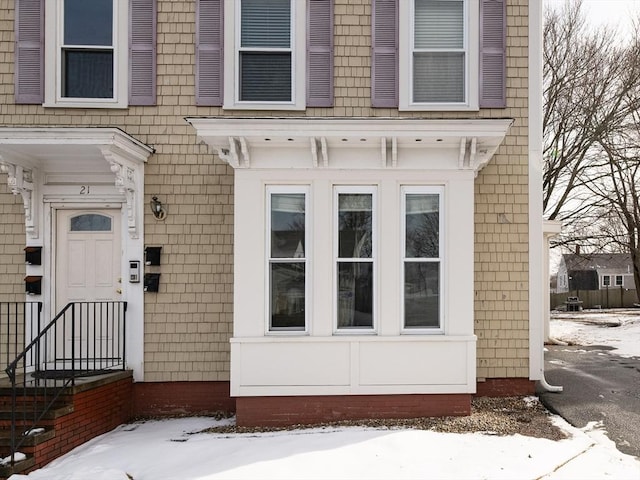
(268, 188, 308, 331)
(335, 187, 375, 330)
(402, 187, 443, 330)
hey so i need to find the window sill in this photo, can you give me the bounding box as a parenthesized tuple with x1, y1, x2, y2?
(399, 102, 479, 112)
(223, 102, 306, 111)
(43, 99, 128, 109)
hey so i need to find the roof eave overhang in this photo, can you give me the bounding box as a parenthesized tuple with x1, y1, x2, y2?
(186, 117, 514, 173)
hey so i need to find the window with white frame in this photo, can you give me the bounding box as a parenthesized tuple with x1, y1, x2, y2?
(602, 275, 611, 287)
(224, 0, 305, 109)
(615, 275, 623, 286)
(335, 187, 375, 330)
(239, 0, 291, 102)
(402, 187, 442, 330)
(45, 0, 128, 107)
(399, 0, 478, 110)
(268, 188, 308, 331)
(62, 0, 114, 98)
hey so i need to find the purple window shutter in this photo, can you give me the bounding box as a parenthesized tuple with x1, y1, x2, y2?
(307, 0, 333, 107)
(129, 0, 157, 106)
(14, 0, 44, 104)
(371, 0, 398, 108)
(479, 0, 506, 108)
(196, 0, 223, 106)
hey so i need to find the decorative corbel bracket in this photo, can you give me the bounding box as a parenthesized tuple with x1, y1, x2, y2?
(458, 137, 480, 176)
(0, 160, 37, 238)
(101, 146, 140, 239)
(310, 137, 328, 168)
(381, 137, 398, 168)
(214, 137, 250, 168)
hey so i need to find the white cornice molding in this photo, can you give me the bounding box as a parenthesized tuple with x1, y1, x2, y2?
(0, 127, 153, 240)
(187, 117, 513, 174)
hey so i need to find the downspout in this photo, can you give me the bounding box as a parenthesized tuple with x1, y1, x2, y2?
(541, 223, 563, 392)
(529, 0, 562, 393)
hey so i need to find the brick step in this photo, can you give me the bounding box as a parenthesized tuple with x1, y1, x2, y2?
(0, 454, 36, 479)
(0, 403, 74, 423)
(0, 428, 56, 448)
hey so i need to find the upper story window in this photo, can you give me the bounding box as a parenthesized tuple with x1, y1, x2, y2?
(412, 0, 465, 104)
(44, 0, 129, 108)
(615, 275, 624, 286)
(401, 0, 477, 110)
(372, 0, 505, 110)
(239, 0, 291, 102)
(223, 0, 307, 110)
(61, 0, 114, 99)
(602, 275, 611, 287)
(335, 187, 376, 331)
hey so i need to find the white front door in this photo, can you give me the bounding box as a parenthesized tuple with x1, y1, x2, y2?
(54, 209, 122, 369)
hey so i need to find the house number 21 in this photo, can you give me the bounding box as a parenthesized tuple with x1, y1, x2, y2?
(80, 186, 91, 195)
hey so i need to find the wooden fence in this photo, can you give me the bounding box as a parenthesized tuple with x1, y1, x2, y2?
(551, 288, 639, 310)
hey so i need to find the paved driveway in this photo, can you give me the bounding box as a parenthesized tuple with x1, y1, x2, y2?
(539, 345, 640, 458)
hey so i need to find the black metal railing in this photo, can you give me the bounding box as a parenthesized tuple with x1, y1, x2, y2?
(1, 302, 42, 369)
(2, 301, 127, 465)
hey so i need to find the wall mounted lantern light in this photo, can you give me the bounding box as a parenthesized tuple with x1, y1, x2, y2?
(150, 196, 167, 220)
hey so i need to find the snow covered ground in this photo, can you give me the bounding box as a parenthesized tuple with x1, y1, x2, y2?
(9, 311, 640, 480)
(550, 308, 640, 358)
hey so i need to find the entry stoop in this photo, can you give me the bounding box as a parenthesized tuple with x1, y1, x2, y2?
(0, 370, 133, 479)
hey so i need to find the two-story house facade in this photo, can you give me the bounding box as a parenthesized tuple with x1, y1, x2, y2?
(0, 0, 546, 426)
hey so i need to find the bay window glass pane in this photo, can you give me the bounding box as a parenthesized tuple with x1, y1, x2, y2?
(405, 262, 440, 328)
(338, 194, 372, 258)
(406, 194, 439, 258)
(64, 0, 113, 46)
(271, 193, 305, 258)
(63, 50, 114, 98)
(338, 262, 373, 328)
(271, 263, 305, 329)
(414, 0, 463, 49)
(413, 52, 464, 103)
(241, 0, 290, 48)
(240, 53, 292, 101)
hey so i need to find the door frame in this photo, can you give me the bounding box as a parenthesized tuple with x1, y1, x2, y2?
(43, 198, 145, 381)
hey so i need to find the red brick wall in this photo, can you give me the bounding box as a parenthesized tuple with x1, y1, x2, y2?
(132, 381, 235, 417)
(475, 378, 535, 397)
(235, 394, 471, 427)
(31, 376, 133, 470)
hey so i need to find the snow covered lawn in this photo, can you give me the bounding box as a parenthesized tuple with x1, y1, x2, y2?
(8, 412, 640, 480)
(550, 308, 640, 358)
(8, 310, 640, 480)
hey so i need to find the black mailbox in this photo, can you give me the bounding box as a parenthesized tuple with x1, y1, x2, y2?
(25, 246, 42, 265)
(25, 276, 42, 295)
(145, 246, 162, 266)
(144, 273, 161, 292)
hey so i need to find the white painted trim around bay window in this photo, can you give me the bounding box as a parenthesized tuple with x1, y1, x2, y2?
(265, 185, 311, 335)
(400, 185, 445, 334)
(333, 185, 378, 334)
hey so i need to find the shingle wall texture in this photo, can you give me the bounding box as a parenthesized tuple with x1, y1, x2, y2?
(0, 0, 529, 381)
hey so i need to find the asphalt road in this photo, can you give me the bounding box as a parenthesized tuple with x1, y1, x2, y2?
(539, 344, 640, 458)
